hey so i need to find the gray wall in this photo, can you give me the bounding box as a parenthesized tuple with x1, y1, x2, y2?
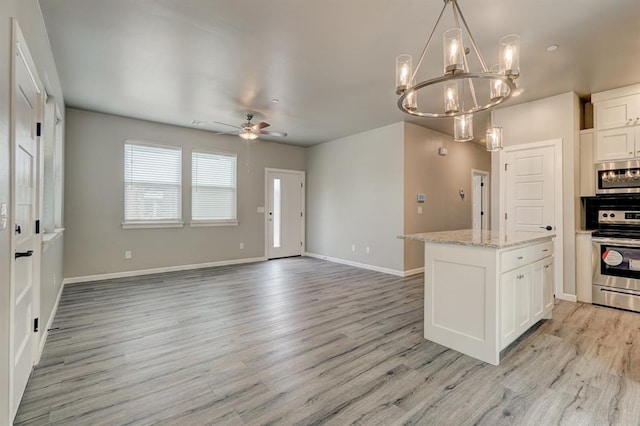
(306, 122, 405, 272)
(64, 108, 306, 279)
(0, 1, 65, 423)
(403, 122, 491, 271)
(491, 92, 580, 296)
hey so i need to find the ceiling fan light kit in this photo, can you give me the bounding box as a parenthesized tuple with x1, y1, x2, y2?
(395, 0, 518, 149)
(215, 114, 288, 141)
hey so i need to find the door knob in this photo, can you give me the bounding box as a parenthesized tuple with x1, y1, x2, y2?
(15, 250, 33, 259)
(540, 225, 553, 231)
(15, 224, 21, 234)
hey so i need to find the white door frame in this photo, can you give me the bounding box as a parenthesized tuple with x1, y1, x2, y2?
(9, 20, 44, 421)
(494, 138, 564, 301)
(471, 169, 489, 230)
(264, 168, 305, 259)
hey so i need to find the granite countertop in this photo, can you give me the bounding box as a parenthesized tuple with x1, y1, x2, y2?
(398, 229, 555, 249)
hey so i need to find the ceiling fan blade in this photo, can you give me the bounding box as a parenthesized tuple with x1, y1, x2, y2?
(259, 130, 287, 137)
(212, 121, 241, 129)
(252, 121, 271, 131)
(213, 131, 239, 136)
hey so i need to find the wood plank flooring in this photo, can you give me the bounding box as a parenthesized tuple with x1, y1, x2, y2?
(15, 257, 640, 425)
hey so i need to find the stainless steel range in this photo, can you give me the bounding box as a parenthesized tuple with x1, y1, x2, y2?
(592, 209, 640, 312)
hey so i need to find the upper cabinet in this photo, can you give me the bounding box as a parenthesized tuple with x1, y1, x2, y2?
(595, 96, 639, 130)
(593, 84, 640, 162)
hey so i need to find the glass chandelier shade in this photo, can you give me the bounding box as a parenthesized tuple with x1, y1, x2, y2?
(443, 28, 464, 74)
(499, 34, 520, 78)
(444, 81, 460, 114)
(454, 114, 473, 142)
(486, 126, 503, 151)
(395, 54, 413, 95)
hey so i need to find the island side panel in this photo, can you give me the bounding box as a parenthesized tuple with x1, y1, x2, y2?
(423, 242, 500, 365)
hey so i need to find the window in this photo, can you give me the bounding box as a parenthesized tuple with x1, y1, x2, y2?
(191, 150, 237, 225)
(124, 141, 182, 227)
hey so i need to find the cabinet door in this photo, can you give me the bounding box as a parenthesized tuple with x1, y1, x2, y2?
(543, 258, 555, 313)
(595, 95, 637, 130)
(595, 127, 636, 161)
(531, 259, 545, 321)
(516, 269, 532, 332)
(500, 269, 518, 349)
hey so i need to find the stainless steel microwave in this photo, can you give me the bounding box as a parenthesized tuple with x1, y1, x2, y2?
(596, 160, 640, 194)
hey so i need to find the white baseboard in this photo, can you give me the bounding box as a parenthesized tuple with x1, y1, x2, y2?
(63, 257, 268, 285)
(303, 252, 421, 277)
(38, 280, 65, 359)
(557, 293, 578, 303)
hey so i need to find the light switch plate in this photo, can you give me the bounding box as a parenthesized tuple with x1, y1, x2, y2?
(418, 206, 423, 214)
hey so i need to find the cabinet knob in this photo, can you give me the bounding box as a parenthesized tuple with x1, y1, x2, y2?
(517, 256, 524, 260)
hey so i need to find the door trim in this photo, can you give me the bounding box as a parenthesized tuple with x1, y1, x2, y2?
(264, 168, 305, 259)
(9, 20, 44, 422)
(495, 139, 565, 302)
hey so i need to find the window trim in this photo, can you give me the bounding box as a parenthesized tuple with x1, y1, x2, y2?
(123, 140, 183, 227)
(191, 148, 238, 223)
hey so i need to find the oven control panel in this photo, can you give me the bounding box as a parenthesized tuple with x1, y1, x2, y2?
(599, 210, 640, 224)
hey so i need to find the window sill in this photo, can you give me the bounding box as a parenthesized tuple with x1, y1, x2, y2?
(190, 221, 239, 228)
(122, 221, 184, 229)
(42, 228, 65, 253)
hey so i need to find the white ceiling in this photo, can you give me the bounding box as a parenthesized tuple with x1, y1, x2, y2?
(39, 0, 640, 146)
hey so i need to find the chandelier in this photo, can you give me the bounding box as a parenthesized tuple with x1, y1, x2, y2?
(395, 0, 520, 149)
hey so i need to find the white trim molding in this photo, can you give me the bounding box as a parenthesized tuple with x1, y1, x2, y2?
(557, 293, 578, 303)
(304, 252, 421, 277)
(63, 257, 267, 285)
(38, 280, 65, 358)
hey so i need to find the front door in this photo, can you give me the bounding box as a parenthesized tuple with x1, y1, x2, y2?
(266, 169, 304, 259)
(11, 25, 42, 419)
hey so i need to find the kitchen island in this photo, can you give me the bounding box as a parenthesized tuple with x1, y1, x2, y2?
(399, 229, 555, 365)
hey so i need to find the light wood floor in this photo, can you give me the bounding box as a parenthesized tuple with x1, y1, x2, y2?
(15, 257, 640, 425)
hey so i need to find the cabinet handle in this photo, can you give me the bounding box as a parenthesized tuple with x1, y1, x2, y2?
(542, 249, 549, 252)
(544, 265, 550, 269)
(517, 256, 524, 260)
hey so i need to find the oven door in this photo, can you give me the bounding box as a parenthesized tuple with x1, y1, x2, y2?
(592, 237, 640, 292)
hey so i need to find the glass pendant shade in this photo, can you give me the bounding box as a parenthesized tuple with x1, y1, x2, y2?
(395, 54, 413, 94)
(443, 28, 464, 74)
(489, 65, 508, 101)
(499, 34, 520, 78)
(444, 82, 460, 114)
(454, 114, 473, 142)
(239, 131, 259, 140)
(486, 126, 503, 151)
(404, 88, 418, 112)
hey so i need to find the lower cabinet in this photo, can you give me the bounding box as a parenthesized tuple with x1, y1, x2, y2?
(500, 255, 554, 350)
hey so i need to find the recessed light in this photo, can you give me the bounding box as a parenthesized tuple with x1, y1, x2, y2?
(546, 44, 559, 52)
(272, 98, 280, 103)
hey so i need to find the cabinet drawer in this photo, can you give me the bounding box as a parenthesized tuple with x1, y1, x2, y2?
(501, 246, 531, 272)
(531, 241, 553, 262)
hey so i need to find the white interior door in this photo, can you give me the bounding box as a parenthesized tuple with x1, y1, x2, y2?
(505, 146, 555, 234)
(266, 169, 304, 259)
(11, 25, 41, 420)
(472, 170, 489, 230)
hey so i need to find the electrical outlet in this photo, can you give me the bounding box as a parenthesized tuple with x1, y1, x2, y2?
(240, 242, 245, 249)
(366, 246, 370, 254)
(125, 250, 132, 259)
(351, 244, 356, 252)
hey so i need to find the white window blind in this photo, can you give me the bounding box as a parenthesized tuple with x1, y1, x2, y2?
(124, 142, 182, 223)
(192, 150, 237, 223)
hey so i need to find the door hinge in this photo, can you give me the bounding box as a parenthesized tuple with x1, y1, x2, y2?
(300, 241, 303, 246)
(481, 211, 484, 216)
(301, 182, 303, 188)
(36, 122, 42, 137)
(504, 163, 508, 171)
(481, 182, 484, 187)
(35, 219, 40, 234)
(300, 212, 303, 217)
(505, 213, 508, 220)
(34, 318, 39, 333)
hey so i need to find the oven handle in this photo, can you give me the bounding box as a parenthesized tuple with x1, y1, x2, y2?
(592, 243, 598, 279)
(592, 237, 640, 247)
(599, 287, 640, 297)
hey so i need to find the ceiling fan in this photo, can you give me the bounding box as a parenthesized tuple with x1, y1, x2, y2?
(213, 114, 288, 140)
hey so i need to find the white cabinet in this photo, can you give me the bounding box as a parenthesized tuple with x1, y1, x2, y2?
(499, 243, 553, 350)
(595, 127, 639, 161)
(593, 86, 640, 162)
(595, 95, 639, 130)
